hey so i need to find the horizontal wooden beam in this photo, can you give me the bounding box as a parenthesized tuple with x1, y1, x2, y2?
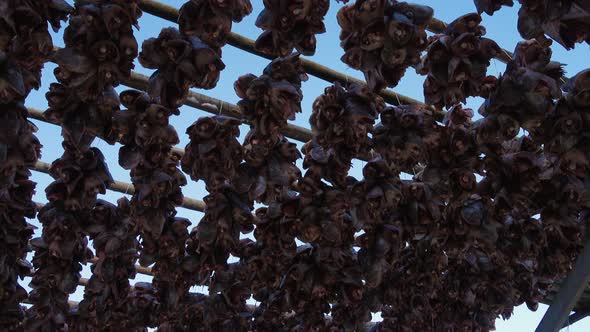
(28, 107, 185, 157)
(424, 10, 571, 85)
(123, 71, 314, 143)
(137, 0, 444, 117)
(47, 46, 314, 143)
(32, 160, 206, 212)
(424, 17, 513, 64)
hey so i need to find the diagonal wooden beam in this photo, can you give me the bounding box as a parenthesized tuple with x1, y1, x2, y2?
(536, 240, 590, 332)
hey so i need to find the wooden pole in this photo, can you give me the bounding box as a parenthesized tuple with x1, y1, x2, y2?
(136, 0, 446, 118)
(32, 160, 206, 212)
(424, 17, 513, 64)
(46, 48, 314, 143)
(28, 107, 186, 157)
(123, 72, 315, 143)
(141, 0, 571, 102)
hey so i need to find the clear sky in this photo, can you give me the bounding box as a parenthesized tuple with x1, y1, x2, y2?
(24, 0, 589, 330)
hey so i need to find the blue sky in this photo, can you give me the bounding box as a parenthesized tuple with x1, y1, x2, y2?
(24, 0, 589, 330)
